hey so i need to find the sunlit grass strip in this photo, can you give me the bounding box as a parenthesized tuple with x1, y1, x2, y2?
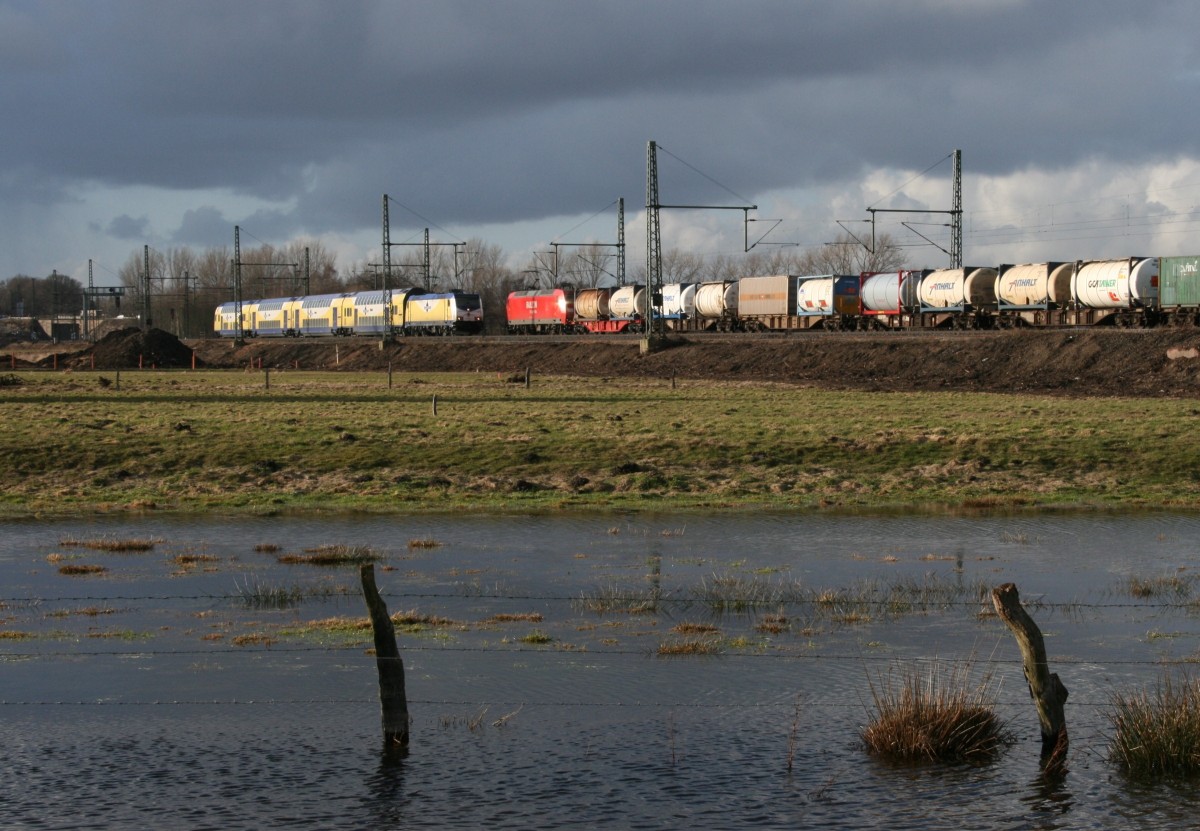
(60, 537, 156, 552)
(485, 612, 544, 623)
(1108, 674, 1200, 779)
(862, 660, 1010, 765)
(658, 638, 720, 656)
(57, 564, 107, 576)
(278, 545, 382, 565)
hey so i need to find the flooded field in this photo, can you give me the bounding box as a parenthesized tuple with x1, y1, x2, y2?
(3, 512, 1200, 829)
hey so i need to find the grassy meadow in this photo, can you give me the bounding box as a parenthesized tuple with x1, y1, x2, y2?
(2, 368, 1200, 515)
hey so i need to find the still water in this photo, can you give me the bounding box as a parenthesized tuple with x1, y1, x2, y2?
(3, 512, 1200, 829)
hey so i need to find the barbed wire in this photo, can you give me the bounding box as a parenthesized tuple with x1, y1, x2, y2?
(3, 590, 1198, 611)
(0, 696, 1156, 710)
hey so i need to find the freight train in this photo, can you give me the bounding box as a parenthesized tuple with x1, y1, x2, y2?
(214, 288, 483, 337)
(505, 256, 1198, 333)
(215, 255, 1200, 337)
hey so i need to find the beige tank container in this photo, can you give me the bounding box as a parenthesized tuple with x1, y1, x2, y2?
(574, 288, 611, 320)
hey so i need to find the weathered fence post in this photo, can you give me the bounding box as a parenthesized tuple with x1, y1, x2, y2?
(360, 564, 409, 750)
(524, 366, 530, 389)
(992, 582, 1068, 769)
(264, 367, 270, 391)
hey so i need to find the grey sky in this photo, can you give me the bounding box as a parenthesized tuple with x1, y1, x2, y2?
(4, 0, 1199, 282)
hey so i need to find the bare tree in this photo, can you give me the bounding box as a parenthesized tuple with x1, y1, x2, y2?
(799, 232, 905, 274)
(559, 243, 616, 288)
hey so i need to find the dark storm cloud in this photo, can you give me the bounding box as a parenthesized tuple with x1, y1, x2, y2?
(3, 0, 1199, 255)
(102, 214, 150, 240)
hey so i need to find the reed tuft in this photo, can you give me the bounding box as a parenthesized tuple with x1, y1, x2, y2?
(862, 660, 1010, 765)
(1108, 674, 1200, 779)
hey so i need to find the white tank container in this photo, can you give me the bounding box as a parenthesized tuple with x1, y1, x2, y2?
(796, 277, 835, 314)
(694, 281, 738, 318)
(996, 263, 1074, 307)
(1072, 258, 1159, 309)
(861, 272, 920, 312)
(920, 267, 997, 308)
(608, 285, 647, 318)
(574, 288, 611, 320)
(661, 283, 696, 317)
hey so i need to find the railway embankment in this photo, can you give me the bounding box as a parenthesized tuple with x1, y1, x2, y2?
(3, 326, 1200, 398)
(191, 328, 1200, 398)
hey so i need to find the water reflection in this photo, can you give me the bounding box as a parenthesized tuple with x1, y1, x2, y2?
(365, 752, 408, 829)
(1021, 769, 1075, 830)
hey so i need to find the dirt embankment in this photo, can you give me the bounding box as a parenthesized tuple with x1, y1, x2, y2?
(5, 326, 1200, 398)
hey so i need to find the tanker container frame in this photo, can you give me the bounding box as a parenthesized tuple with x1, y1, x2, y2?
(1068, 257, 1160, 328)
(857, 270, 926, 330)
(917, 267, 999, 330)
(994, 262, 1075, 328)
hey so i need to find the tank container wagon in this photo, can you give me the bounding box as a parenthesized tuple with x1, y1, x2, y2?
(692, 281, 740, 331)
(1159, 255, 1200, 325)
(572, 285, 647, 333)
(856, 270, 927, 329)
(659, 283, 697, 331)
(994, 263, 1075, 327)
(1069, 257, 1159, 327)
(403, 291, 484, 335)
(506, 288, 575, 334)
(917, 267, 998, 328)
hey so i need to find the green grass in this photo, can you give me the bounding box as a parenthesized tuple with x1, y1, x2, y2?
(4, 369, 1200, 515)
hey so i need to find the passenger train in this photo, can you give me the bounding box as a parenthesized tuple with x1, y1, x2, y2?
(214, 288, 483, 337)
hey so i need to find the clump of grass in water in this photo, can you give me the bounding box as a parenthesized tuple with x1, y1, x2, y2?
(1125, 573, 1196, 600)
(278, 545, 382, 566)
(407, 537, 442, 550)
(519, 630, 553, 645)
(234, 576, 305, 609)
(1108, 674, 1200, 779)
(862, 659, 1010, 765)
(692, 573, 800, 614)
(576, 583, 662, 614)
(658, 639, 720, 656)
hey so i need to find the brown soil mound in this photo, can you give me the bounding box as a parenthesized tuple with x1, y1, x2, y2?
(186, 329, 1200, 398)
(79, 327, 201, 370)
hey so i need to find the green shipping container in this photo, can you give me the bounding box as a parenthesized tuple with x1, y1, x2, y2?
(1160, 256, 1200, 307)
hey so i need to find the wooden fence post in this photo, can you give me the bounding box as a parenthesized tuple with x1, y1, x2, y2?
(992, 582, 1069, 770)
(360, 564, 409, 750)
